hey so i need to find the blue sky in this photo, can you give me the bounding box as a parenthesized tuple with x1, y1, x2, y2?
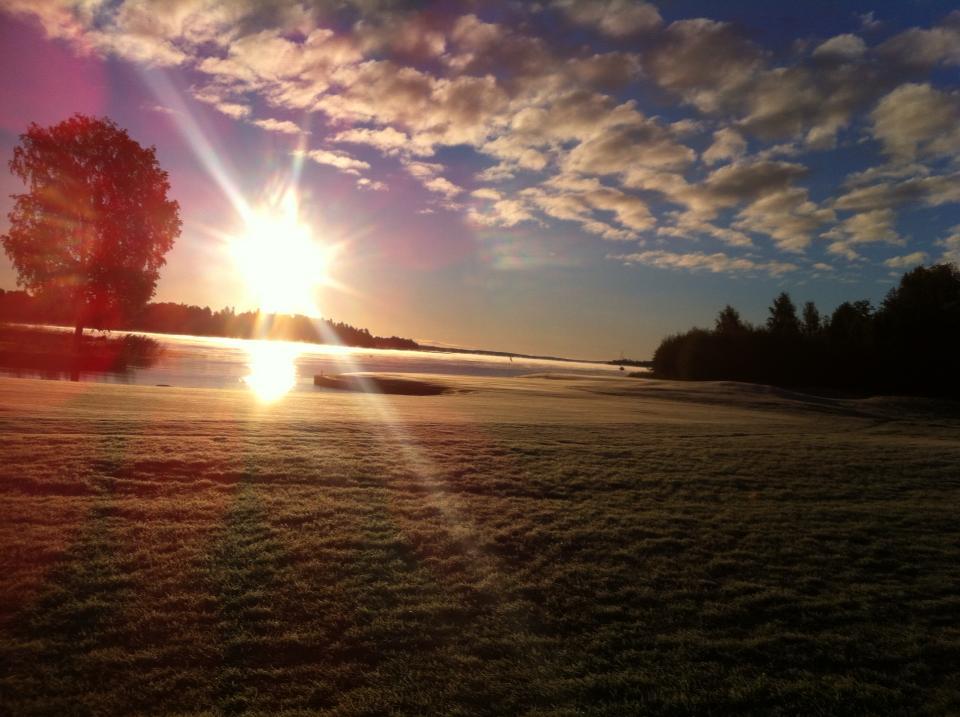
(1, 0, 958, 358)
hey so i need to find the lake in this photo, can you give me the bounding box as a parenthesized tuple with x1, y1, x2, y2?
(0, 328, 631, 395)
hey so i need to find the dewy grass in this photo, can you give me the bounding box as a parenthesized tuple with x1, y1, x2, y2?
(0, 376, 958, 715)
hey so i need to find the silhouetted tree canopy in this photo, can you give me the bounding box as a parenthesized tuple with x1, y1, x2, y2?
(0, 291, 419, 351)
(1, 114, 181, 340)
(652, 264, 960, 398)
(715, 305, 748, 335)
(827, 300, 873, 345)
(767, 292, 801, 335)
(801, 301, 821, 337)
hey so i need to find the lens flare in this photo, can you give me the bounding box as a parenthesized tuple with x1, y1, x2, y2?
(243, 340, 300, 403)
(231, 188, 329, 317)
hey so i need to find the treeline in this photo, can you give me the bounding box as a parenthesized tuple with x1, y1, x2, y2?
(0, 291, 419, 350)
(652, 263, 960, 398)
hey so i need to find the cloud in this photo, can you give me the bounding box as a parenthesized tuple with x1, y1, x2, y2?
(191, 85, 252, 119)
(333, 126, 432, 156)
(519, 175, 654, 239)
(356, 177, 387, 191)
(566, 52, 642, 90)
(699, 160, 808, 209)
(143, 102, 178, 116)
(937, 225, 960, 263)
(468, 199, 537, 228)
(876, 12, 960, 70)
(354, 11, 447, 59)
(213, 102, 251, 119)
(612, 250, 797, 276)
(563, 117, 696, 175)
(870, 83, 960, 163)
(251, 118, 306, 134)
(812, 34, 867, 61)
(554, 0, 662, 37)
(400, 160, 462, 199)
(859, 12, 882, 32)
(643, 18, 762, 113)
(3, 0, 958, 280)
(301, 148, 370, 175)
(423, 176, 463, 200)
(834, 173, 960, 212)
(822, 208, 903, 261)
(734, 186, 835, 252)
(656, 211, 753, 247)
(884, 251, 927, 269)
(702, 128, 746, 166)
(401, 161, 440, 178)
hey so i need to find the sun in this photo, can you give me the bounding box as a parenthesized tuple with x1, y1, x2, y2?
(231, 188, 329, 317)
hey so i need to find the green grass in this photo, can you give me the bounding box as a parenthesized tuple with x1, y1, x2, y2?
(0, 376, 958, 715)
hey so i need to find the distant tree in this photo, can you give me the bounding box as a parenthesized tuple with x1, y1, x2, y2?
(878, 263, 960, 328)
(1, 114, 181, 345)
(650, 264, 960, 396)
(826, 300, 873, 344)
(801, 301, 821, 336)
(766, 292, 800, 335)
(715, 304, 748, 335)
(875, 263, 960, 393)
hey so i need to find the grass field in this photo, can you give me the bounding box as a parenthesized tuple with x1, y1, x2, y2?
(0, 374, 958, 716)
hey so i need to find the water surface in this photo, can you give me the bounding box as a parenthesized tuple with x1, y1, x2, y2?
(0, 328, 628, 392)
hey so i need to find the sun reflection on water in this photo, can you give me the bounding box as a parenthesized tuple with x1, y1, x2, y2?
(243, 341, 300, 402)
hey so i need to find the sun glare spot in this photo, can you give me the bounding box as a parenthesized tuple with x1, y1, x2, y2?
(231, 188, 329, 317)
(243, 340, 300, 402)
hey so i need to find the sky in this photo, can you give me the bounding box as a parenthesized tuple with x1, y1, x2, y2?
(0, 0, 958, 360)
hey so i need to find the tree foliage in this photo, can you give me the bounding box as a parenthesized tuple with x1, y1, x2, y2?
(767, 292, 800, 335)
(801, 301, 821, 336)
(1, 114, 180, 334)
(652, 265, 960, 398)
(0, 291, 420, 351)
(715, 305, 748, 335)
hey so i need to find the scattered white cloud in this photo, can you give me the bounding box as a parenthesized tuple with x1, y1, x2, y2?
(301, 149, 370, 175)
(251, 118, 306, 135)
(834, 173, 960, 212)
(3, 0, 958, 280)
(143, 102, 177, 116)
(333, 126, 432, 156)
(871, 83, 960, 163)
(858, 12, 881, 32)
(471, 188, 502, 201)
(468, 199, 537, 228)
(612, 250, 797, 276)
(356, 177, 387, 191)
(822, 208, 904, 261)
(884, 251, 927, 268)
(813, 34, 867, 61)
(937, 225, 960, 263)
(876, 12, 960, 70)
(554, 0, 662, 37)
(423, 176, 463, 199)
(702, 128, 746, 166)
(214, 102, 251, 119)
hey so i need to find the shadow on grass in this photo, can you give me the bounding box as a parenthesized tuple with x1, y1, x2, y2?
(0, 501, 135, 716)
(208, 482, 292, 715)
